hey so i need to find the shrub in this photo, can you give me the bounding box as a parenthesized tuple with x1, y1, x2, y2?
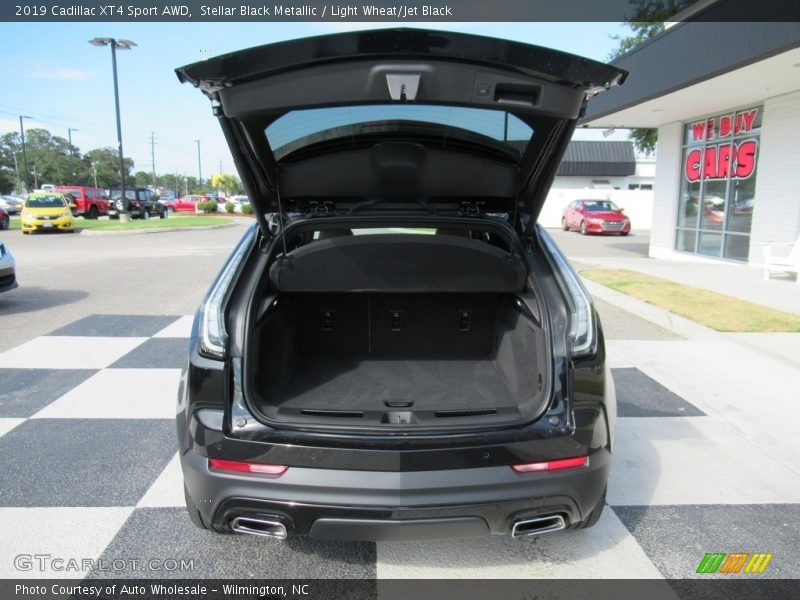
(241, 203, 254, 215)
(197, 200, 218, 213)
(224, 202, 235, 213)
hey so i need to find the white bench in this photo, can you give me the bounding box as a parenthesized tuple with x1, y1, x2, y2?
(761, 236, 800, 284)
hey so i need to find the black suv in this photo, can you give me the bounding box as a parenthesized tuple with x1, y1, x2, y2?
(108, 188, 166, 219)
(175, 29, 624, 542)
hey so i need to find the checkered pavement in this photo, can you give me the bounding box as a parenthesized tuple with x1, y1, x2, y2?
(0, 314, 798, 580)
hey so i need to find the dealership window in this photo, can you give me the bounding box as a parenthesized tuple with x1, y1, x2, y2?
(676, 106, 761, 261)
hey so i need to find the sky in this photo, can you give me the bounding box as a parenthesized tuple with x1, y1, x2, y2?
(0, 21, 630, 182)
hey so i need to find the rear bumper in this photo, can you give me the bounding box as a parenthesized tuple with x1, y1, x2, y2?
(181, 446, 611, 541)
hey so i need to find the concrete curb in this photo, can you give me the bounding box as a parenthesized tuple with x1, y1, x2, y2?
(582, 279, 719, 340)
(583, 278, 800, 369)
(79, 221, 239, 236)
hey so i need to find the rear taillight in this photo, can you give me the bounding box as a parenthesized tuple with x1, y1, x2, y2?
(537, 228, 595, 357)
(199, 225, 256, 358)
(511, 456, 588, 474)
(209, 458, 288, 477)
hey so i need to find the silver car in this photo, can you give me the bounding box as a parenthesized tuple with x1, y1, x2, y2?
(0, 195, 23, 215)
(0, 240, 17, 293)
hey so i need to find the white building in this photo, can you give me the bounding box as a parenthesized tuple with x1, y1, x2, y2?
(583, 11, 800, 264)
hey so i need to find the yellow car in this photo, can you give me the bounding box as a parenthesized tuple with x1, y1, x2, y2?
(21, 193, 75, 234)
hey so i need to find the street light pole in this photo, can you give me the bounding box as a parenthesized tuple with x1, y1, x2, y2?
(195, 139, 202, 189)
(19, 115, 32, 192)
(67, 128, 79, 183)
(89, 37, 136, 211)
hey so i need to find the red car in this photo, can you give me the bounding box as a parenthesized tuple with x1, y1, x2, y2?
(161, 195, 210, 214)
(562, 199, 631, 235)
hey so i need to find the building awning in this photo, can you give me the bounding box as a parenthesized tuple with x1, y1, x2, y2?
(507, 140, 635, 176)
(582, 17, 800, 129)
(557, 141, 635, 176)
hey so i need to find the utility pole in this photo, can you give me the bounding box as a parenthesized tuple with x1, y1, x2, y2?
(32, 164, 39, 190)
(13, 154, 21, 193)
(150, 131, 157, 190)
(90, 162, 98, 188)
(68, 128, 79, 183)
(194, 139, 202, 188)
(19, 115, 32, 192)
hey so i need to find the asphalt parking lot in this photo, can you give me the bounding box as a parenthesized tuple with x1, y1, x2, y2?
(0, 224, 798, 580)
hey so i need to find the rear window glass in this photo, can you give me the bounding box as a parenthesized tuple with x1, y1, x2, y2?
(266, 104, 533, 161)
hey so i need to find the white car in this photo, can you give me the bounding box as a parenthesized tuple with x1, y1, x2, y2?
(227, 195, 251, 213)
(0, 240, 17, 293)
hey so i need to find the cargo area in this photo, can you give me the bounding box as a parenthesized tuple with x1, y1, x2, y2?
(248, 291, 549, 428)
(243, 231, 550, 429)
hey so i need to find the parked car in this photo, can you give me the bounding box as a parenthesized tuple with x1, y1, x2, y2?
(0, 195, 23, 215)
(0, 239, 17, 293)
(39, 184, 56, 192)
(175, 29, 625, 542)
(108, 188, 166, 219)
(157, 190, 177, 201)
(227, 195, 250, 213)
(0, 208, 8, 230)
(161, 194, 211, 214)
(20, 193, 75, 233)
(54, 186, 110, 219)
(562, 199, 631, 235)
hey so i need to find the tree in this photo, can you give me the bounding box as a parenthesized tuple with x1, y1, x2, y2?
(80, 147, 134, 190)
(0, 132, 23, 193)
(0, 129, 74, 190)
(133, 171, 152, 188)
(210, 173, 243, 196)
(609, 0, 694, 155)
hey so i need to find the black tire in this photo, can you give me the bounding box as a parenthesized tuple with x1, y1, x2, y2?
(620, 231, 629, 236)
(0, 214, 8, 230)
(574, 486, 606, 529)
(86, 205, 99, 220)
(184, 485, 210, 530)
(561, 217, 569, 231)
(580, 220, 587, 235)
(159, 207, 167, 219)
(142, 208, 150, 220)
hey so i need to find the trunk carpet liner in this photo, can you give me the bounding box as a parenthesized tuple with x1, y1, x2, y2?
(272, 357, 515, 411)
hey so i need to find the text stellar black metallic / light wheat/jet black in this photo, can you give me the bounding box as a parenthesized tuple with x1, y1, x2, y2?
(174, 29, 625, 542)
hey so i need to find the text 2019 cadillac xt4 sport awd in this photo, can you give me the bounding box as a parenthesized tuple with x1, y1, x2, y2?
(175, 29, 625, 542)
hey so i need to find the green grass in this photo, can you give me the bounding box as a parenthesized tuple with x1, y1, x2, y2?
(581, 268, 800, 333)
(8, 215, 232, 231)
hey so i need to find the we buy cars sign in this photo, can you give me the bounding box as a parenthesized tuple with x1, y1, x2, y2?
(685, 108, 758, 182)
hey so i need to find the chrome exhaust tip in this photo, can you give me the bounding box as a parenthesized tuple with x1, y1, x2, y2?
(230, 517, 288, 540)
(512, 514, 567, 538)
